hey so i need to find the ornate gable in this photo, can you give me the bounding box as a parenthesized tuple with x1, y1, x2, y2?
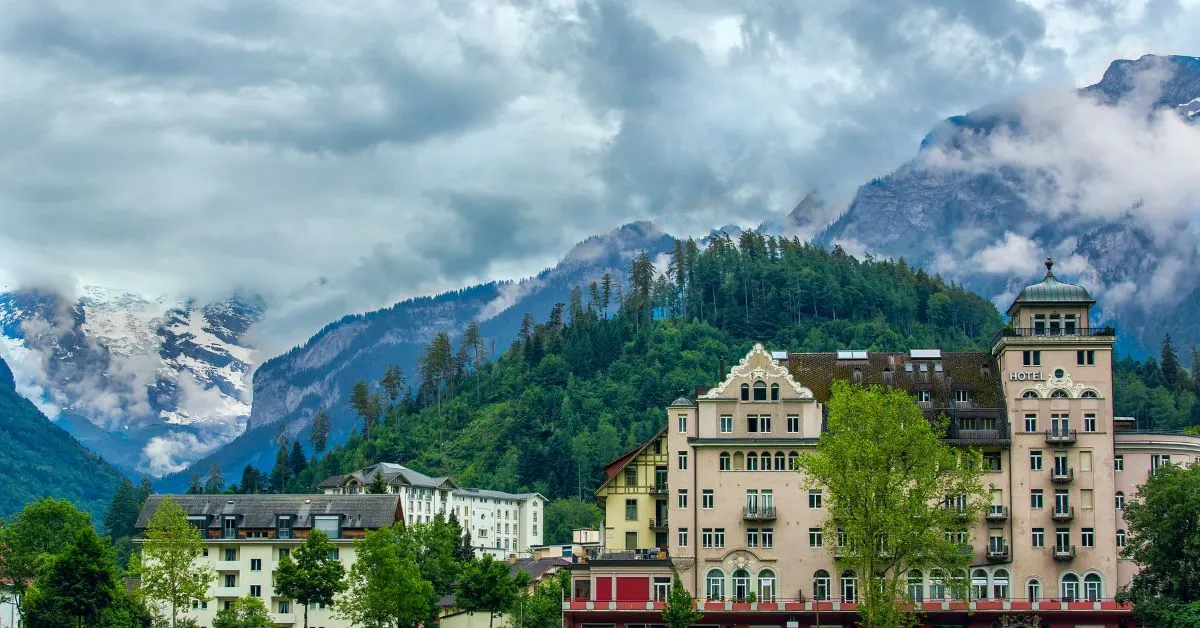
(703, 343, 813, 400)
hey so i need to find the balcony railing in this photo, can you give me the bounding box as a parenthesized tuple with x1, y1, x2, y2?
(649, 485, 669, 495)
(992, 326, 1116, 345)
(1052, 507, 1075, 522)
(945, 419, 1011, 443)
(1053, 545, 1076, 561)
(649, 518, 668, 529)
(590, 549, 668, 562)
(1051, 468, 1075, 483)
(985, 505, 1009, 521)
(986, 543, 1009, 561)
(1045, 429, 1078, 445)
(744, 506, 777, 520)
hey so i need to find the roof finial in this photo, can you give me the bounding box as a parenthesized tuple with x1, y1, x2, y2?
(1044, 257, 1054, 274)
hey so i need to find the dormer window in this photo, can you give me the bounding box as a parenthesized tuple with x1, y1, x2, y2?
(770, 383, 780, 401)
(753, 381, 767, 401)
(276, 515, 293, 539)
(313, 515, 341, 539)
(222, 516, 238, 539)
(741, 384, 750, 401)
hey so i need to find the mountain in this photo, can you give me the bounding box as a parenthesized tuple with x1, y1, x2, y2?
(0, 355, 126, 520)
(0, 286, 263, 475)
(819, 54, 1200, 359)
(156, 222, 675, 490)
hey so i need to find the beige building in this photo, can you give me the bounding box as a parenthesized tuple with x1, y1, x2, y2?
(594, 428, 670, 552)
(135, 494, 403, 628)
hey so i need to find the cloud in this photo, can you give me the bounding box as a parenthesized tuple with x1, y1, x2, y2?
(141, 430, 228, 476)
(1, 0, 1198, 357)
(970, 232, 1043, 274)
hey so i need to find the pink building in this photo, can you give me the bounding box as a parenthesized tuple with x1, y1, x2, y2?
(564, 259, 1200, 628)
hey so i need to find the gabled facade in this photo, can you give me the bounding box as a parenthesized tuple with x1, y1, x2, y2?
(594, 428, 669, 553)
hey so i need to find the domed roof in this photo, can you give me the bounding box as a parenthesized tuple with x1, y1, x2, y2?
(669, 396, 694, 407)
(1006, 258, 1095, 315)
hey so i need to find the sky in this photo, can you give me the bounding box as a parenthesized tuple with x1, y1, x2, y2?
(2, 0, 1199, 356)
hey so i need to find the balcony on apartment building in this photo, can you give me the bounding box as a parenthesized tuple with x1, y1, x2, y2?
(944, 416, 1011, 445)
(1051, 468, 1075, 483)
(992, 326, 1116, 345)
(743, 505, 777, 520)
(1046, 429, 1078, 445)
(649, 518, 669, 530)
(985, 505, 1009, 522)
(1052, 506, 1075, 522)
(986, 541, 1010, 562)
(649, 484, 669, 495)
(1053, 545, 1076, 561)
(588, 548, 670, 564)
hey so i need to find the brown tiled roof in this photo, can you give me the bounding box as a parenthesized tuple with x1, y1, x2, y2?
(135, 494, 402, 531)
(787, 351, 1004, 409)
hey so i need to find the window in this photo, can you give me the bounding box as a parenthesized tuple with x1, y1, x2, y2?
(654, 577, 671, 603)
(929, 570, 946, 600)
(787, 415, 799, 433)
(1031, 528, 1044, 548)
(714, 528, 725, 548)
(1025, 414, 1037, 432)
(1060, 574, 1079, 602)
(1115, 491, 1124, 509)
(907, 570, 924, 602)
(745, 490, 758, 512)
(677, 451, 687, 470)
(759, 416, 772, 433)
(279, 601, 290, 614)
(984, 452, 1002, 472)
(679, 528, 688, 547)
(758, 569, 776, 601)
(747, 416, 759, 433)
(917, 390, 931, 403)
(809, 489, 823, 508)
(747, 453, 759, 471)
(678, 489, 688, 509)
(954, 389, 970, 403)
(809, 528, 824, 547)
(250, 559, 261, 571)
(1082, 528, 1094, 547)
(1082, 389, 1098, 398)
(759, 451, 772, 472)
(971, 569, 989, 600)
(770, 383, 780, 401)
(276, 515, 293, 539)
(1051, 413, 1070, 436)
(1084, 573, 1102, 601)
(677, 415, 687, 432)
(1030, 450, 1043, 470)
(1023, 350, 1041, 366)
(327, 547, 339, 560)
(702, 490, 714, 509)
(1084, 414, 1097, 432)
(788, 451, 799, 470)
(740, 384, 750, 401)
(1054, 489, 1070, 513)
(1152, 454, 1172, 472)
(746, 529, 759, 548)
(625, 499, 637, 521)
(224, 548, 237, 561)
(1081, 451, 1093, 472)
(249, 585, 261, 597)
(1028, 578, 1042, 601)
(720, 416, 733, 433)
(719, 452, 730, 471)
(1077, 350, 1095, 365)
(624, 467, 637, 487)
(841, 570, 859, 603)
(1023, 390, 1040, 399)
(706, 569, 725, 599)
(624, 531, 637, 550)
(1051, 389, 1069, 398)
(760, 528, 773, 548)
(224, 574, 236, 587)
(774, 451, 785, 470)
(1056, 528, 1070, 551)
(313, 515, 341, 539)
(279, 548, 290, 560)
(993, 569, 1010, 599)
(813, 570, 831, 601)
(1114, 454, 1124, 471)
(1117, 529, 1126, 548)
(753, 381, 767, 401)
(1030, 489, 1043, 510)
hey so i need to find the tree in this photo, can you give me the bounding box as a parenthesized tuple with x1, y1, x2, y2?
(661, 574, 702, 628)
(543, 498, 602, 544)
(1117, 461, 1200, 625)
(274, 529, 346, 628)
(212, 595, 273, 628)
(457, 554, 521, 628)
(205, 464, 225, 494)
(288, 441, 307, 477)
(380, 365, 406, 404)
(367, 471, 389, 494)
(795, 381, 987, 628)
(104, 477, 144, 541)
(449, 512, 475, 563)
(508, 576, 563, 628)
(270, 444, 290, 492)
(23, 526, 120, 627)
(350, 380, 372, 433)
(186, 472, 203, 494)
(309, 408, 331, 455)
(132, 496, 215, 627)
(239, 465, 261, 494)
(1163, 333, 1183, 392)
(338, 525, 435, 628)
(0, 497, 93, 619)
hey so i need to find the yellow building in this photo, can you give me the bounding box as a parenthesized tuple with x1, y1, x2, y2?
(594, 428, 670, 552)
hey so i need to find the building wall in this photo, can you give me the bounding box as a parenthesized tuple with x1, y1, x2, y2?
(454, 493, 545, 558)
(596, 434, 669, 552)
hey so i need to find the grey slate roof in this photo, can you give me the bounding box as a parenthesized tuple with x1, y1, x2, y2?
(455, 487, 543, 502)
(135, 494, 402, 531)
(324, 462, 458, 491)
(1007, 258, 1095, 315)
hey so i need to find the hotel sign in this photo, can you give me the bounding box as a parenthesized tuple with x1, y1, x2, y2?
(1010, 371, 1045, 381)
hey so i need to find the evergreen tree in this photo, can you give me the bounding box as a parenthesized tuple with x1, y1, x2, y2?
(204, 463, 225, 494)
(349, 380, 374, 436)
(269, 444, 290, 492)
(367, 471, 389, 494)
(239, 465, 261, 494)
(103, 478, 142, 540)
(309, 408, 330, 454)
(380, 365, 406, 405)
(1163, 333, 1183, 392)
(274, 529, 346, 628)
(132, 497, 214, 627)
(661, 574, 701, 628)
(288, 441, 307, 477)
(186, 472, 203, 494)
(448, 512, 474, 563)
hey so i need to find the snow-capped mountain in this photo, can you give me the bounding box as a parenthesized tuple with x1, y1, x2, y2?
(0, 285, 263, 475)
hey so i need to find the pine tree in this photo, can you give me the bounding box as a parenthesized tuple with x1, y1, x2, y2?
(350, 380, 371, 423)
(274, 422, 289, 448)
(239, 465, 261, 494)
(1191, 345, 1200, 396)
(204, 463, 225, 494)
(186, 472, 203, 494)
(1162, 333, 1182, 392)
(103, 478, 141, 540)
(270, 444, 290, 492)
(380, 365, 405, 405)
(367, 471, 388, 494)
(600, 273, 612, 319)
(289, 441, 307, 477)
(309, 408, 330, 455)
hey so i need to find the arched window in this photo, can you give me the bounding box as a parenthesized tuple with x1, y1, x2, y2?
(1083, 573, 1102, 601)
(757, 569, 776, 602)
(1082, 390, 1099, 398)
(1022, 390, 1040, 399)
(1117, 529, 1126, 548)
(774, 452, 786, 471)
(971, 569, 989, 600)
(1051, 389, 1069, 399)
(719, 452, 731, 471)
(789, 451, 799, 470)
(840, 570, 858, 603)
(760, 452, 772, 472)
(1027, 578, 1041, 601)
(992, 569, 1010, 599)
(907, 569, 924, 602)
(929, 569, 946, 600)
(813, 570, 830, 601)
(1060, 573, 1080, 602)
(747, 453, 759, 471)
(770, 383, 780, 401)
(732, 569, 751, 600)
(951, 569, 968, 600)
(706, 569, 725, 600)
(741, 383, 750, 401)
(1115, 491, 1125, 509)
(733, 451, 744, 471)
(753, 381, 768, 401)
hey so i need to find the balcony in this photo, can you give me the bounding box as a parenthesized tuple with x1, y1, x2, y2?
(986, 543, 1010, 561)
(649, 485, 669, 495)
(649, 518, 668, 529)
(992, 326, 1116, 345)
(744, 506, 777, 520)
(1053, 545, 1076, 561)
(1052, 507, 1075, 522)
(985, 505, 1009, 521)
(1051, 468, 1075, 483)
(1045, 429, 1078, 445)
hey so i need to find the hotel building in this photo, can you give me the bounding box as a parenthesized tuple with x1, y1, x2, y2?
(135, 493, 403, 628)
(565, 259, 1200, 628)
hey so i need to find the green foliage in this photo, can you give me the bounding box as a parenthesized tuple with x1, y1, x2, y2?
(508, 576, 565, 628)
(273, 529, 346, 628)
(338, 524, 436, 628)
(1117, 461, 1200, 626)
(457, 554, 523, 628)
(0, 497, 94, 615)
(132, 496, 215, 627)
(0, 365, 126, 521)
(544, 498, 602, 544)
(367, 471, 388, 494)
(1114, 347, 1200, 431)
(796, 381, 988, 628)
(212, 596, 274, 628)
(103, 477, 153, 568)
(310, 408, 331, 454)
(662, 574, 702, 628)
(23, 526, 120, 627)
(205, 463, 225, 494)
